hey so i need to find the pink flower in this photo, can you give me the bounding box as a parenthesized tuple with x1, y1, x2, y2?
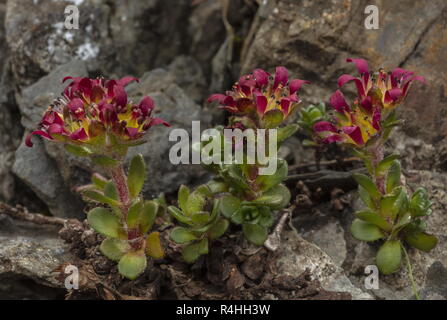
(208, 67, 309, 128)
(314, 59, 425, 147)
(26, 77, 169, 148)
(338, 58, 426, 110)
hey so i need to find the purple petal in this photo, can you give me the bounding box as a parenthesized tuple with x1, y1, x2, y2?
(314, 121, 337, 133)
(207, 94, 228, 104)
(255, 94, 267, 115)
(62, 76, 73, 83)
(70, 128, 88, 141)
(119, 76, 139, 87)
(280, 98, 291, 115)
(253, 69, 269, 87)
(338, 74, 358, 87)
(113, 85, 128, 108)
(338, 74, 366, 97)
(402, 76, 426, 96)
(360, 97, 373, 114)
(68, 98, 85, 118)
(126, 127, 140, 138)
(78, 78, 93, 97)
(346, 58, 369, 75)
(289, 79, 310, 94)
(372, 109, 381, 131)
(384, 88, 403, 104)
(139, 96, 155, 116)
(47, 124, 64, 134)
(25, 130, 53, 147)
(343, 126, 364, 146)
(148, 117, 170, 127)
(273, 66, 288, 89)
(391, 68, 413, 80)
(330, 90, 350, 112)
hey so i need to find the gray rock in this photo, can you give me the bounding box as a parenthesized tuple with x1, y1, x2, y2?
(17, 59, 88, 131)
(0, 215, 70, 292)
(241, 0, 447, 148)
(5, 0, 195, 86)
(12, 139, 84, 219)
(188, 0, 225, 78)
(14, 60, 209, 216)
(125, 68, 208, 196)
(277, 230, 373, 300)
(304, 219, 347, 267)
(167, 55, 207, 103)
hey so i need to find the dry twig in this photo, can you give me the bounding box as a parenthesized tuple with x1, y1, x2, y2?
(0, 201, 66, 226)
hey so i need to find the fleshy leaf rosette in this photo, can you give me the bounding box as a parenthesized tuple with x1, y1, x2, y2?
(208, 67, 309, 129)
(314, 58, 425, 147)
(26, 77, 169, 155)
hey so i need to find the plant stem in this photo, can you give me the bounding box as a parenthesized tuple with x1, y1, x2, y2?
(109, 164, 130, 217)
(368, 141, 386, 194)
(401, 243, 421, 300)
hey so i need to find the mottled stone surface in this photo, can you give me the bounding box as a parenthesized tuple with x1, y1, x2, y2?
(0, 214, 70, 294)
(277, 230, 372, 300)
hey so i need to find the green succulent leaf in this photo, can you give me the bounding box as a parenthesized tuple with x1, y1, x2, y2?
(140, 201, 158, 234)
(170, 227, 198, 244)
(118, 250, 147, 280)
(404, 231, 438, 252)
(186, 192, 206, 216)
(92, 155, 119, 167)
(65, 144, 92, 157)
(100, 238, 129, 262)
(243, 223, 268, 246)
(386, 160, 401, 193)
(409, 188, 432, 217)
(376, 240, 402, 275)
(263, 109, 284, 129)
(255, 159, 288, 192)
(182, 239, 209, 263)
(358, 186, 375, 210)
(195, 185, 213, 197)
(128, 154, 146, 198)
(353, 174, 381, 201)
(226, 164, 251, 191)
(258, 207, 274, 227)
(376, 154, 400, 175)
(356, 210, 392, 232)
(127, 200, 144, 229)
(250, 194, 283, 207)
(168, 206, 192, 225)
(220, 195, 241, 218)
(277, 124, 299, 143)
(380, 187, 408, 220)
(91, 173, 108, 190)
(208, 218, 229, 240)
(146, 232, 164, 259)
(104, 181, 119, 200)
(82, 190, 121, 207)
(178, 185, 190, 213)
(207, 179, 228, 194)
(87, 207, 121, 238)
(394, 211, 412, 231)
(302, 139, 317, 147)
(260, 184, 291, 209)
(191, 212, 211, 225)
(350, 218, 385, 242)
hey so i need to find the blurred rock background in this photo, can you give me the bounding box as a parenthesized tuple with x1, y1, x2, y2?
(0, 0, 445, 299)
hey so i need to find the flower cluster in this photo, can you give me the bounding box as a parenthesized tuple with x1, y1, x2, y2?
(208, 67, 309, 128)
(26, 77, 169, 149)
(314, 58, 425, 147)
